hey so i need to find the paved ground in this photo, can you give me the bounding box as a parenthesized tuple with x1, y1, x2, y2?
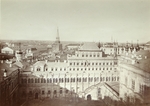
(23, 98, 107, 106)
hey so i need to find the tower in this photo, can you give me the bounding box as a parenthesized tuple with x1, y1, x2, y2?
(55, 27, 60, 44)
(52, 27, 62, 53)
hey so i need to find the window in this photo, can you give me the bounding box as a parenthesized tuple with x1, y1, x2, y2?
(92, 63, 94, 65)
(88, 63, 90, 65)
(51, 68, 53, 71)
(28, 78, 30, 83)
(86, 55, 88, 57)
(66, 90, 68, 94)
(132, 80, 135, 90)
(60, 68, 62, 71)
(82, 54, 84, 57)
(48, 90, 51, 94)
(55, 68, 57, 71)
(60, 90, 62, 94)
(37, 67, 41, 71)
(41, 78, 43, 83)
(77, 63, 79, 65)
(70, 63, 72, 65)
(103, 63, 105, 65)
(107, 63, 108, 65)
(90, 55, 92, 57)
(99, 63, 101, 65)
(96, 63, 98, 65)
(29, 91, 32, 96)
(47, 79, 49, 83)
(45, 68, 48, 71)
(42, 91, 45, 95)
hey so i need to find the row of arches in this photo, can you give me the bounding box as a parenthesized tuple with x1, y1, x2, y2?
(21, 76, 119, 84)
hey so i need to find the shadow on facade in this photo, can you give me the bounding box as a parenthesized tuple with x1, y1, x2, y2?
(19, 74, 84, 105)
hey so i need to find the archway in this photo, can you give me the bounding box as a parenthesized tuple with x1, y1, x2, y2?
(53, 90, 57, 98)
(87, 94, 91, 101)
(35, 93, 38, 99)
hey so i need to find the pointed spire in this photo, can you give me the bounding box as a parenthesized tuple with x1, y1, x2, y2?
(56, 27, 60, 43)
(98, 41, 101, 49)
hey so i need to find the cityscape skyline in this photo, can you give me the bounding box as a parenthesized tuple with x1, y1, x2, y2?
(1, 0, 150, 43)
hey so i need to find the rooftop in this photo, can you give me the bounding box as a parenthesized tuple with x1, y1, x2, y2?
(0, 63, 18, 80)
(79, 42, 100, 51)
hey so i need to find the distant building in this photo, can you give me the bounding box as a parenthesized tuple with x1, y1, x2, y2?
(20, 42, 119, 101)
(52, 28, 62, 53)
(65, 44, 80, 50)
(144, 41, 150, 50)
(1, 47, 14, 54)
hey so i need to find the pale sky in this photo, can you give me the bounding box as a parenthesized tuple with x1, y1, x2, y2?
(1, 0, 150, 43)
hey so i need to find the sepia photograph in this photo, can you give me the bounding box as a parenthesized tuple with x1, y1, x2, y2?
(0, 0, 150, 106)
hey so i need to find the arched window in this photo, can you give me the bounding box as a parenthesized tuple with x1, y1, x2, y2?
(44, 64, 48, 71)
(103, 77, 105, 81)
(89, 77, 90, 82)
(73, 78, 75, 82)
(91, 78, 93, 82)
(47, 78, 49, 83)
(100, 77, 102, 81)
(82, 78, 84, 82)
(35, 78, 38, 83)
(94, 77, 96, 82)
(65, 78, 67, 82)
(62, 78, 63, 83)
(85, 78, 87, 82)
(55, 78, 57, 83)
(48, 90, 51, 94)
(38, 78, 40, 83)
(106, 77, 108, 81)
(24, 79, 27, 83)
(44, 79, 46, 83)
(50, 78, 52, 83)
(60, 90, 62, 94)
(41, 78, 43, 83)
(37, 67, 41, 71)
(59, 78, 61, 83)
(31, 78, 34, 83)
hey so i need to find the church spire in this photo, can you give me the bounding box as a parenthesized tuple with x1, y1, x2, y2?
(56, 27, 60, 43)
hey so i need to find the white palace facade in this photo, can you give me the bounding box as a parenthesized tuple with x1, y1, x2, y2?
(20, 42, 119, 101)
